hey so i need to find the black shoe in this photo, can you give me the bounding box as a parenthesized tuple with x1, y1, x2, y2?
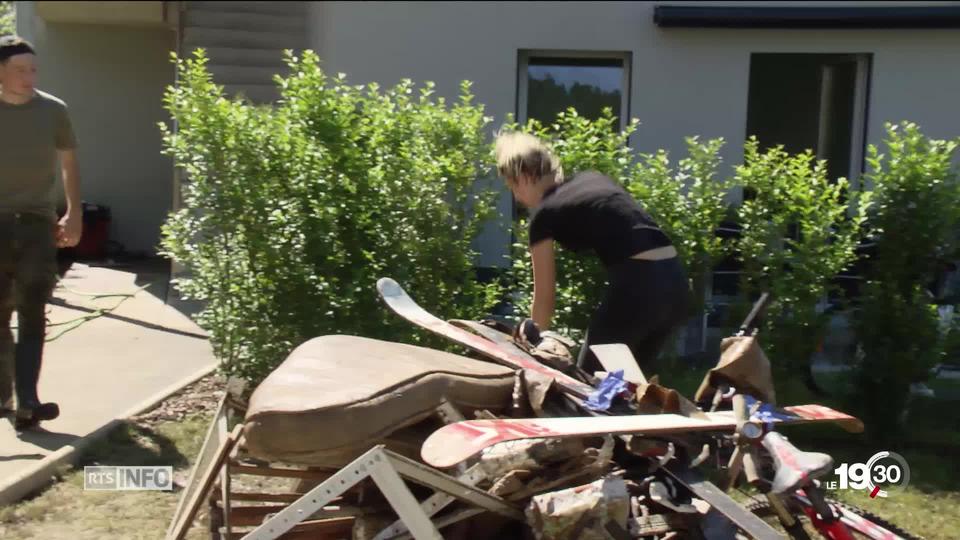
(0, 397, 13, 416)
(15, 402, 60, 431)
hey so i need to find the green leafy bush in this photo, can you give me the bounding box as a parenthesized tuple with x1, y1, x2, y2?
(851, 122, 960, 441)
(732, 139, 870, 383)
(630, 136, 732, 317)
(160, 50, 501, 383)
(0, 2, 15, 35)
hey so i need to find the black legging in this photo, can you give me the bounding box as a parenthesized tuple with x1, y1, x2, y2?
(576, 257, 690, 375)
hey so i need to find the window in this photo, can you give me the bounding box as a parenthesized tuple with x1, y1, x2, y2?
(746, 53, 871, 184)
(518, 51, 632, 130)
(511, 51, 632, 221)
(695, 53, 872, 352)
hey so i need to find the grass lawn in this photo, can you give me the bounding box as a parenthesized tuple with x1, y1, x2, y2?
(0, 414, 212, 540)
(0, 373, 301, 540)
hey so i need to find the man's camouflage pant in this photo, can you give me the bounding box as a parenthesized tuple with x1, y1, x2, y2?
(0, 212, 58, 410)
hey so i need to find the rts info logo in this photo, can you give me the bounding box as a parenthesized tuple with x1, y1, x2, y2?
(84, 466, 173, 491)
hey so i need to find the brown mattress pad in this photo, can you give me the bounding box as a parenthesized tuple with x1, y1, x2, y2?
(243, 335, 515, 466)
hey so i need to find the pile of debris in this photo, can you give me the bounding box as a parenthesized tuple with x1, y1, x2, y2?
(166, 282, 870, 540)
(182, 328, 764, 540)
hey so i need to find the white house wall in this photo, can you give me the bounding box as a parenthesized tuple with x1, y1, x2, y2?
(310, 1, 960, 268)
(14, 1, 960, 263)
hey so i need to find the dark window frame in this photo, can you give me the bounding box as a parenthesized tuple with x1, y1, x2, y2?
(744, 52, 872, 189)
(516, 49, 633, 132)
(511, 50, 633, 224)
(653, 5, 960, 29)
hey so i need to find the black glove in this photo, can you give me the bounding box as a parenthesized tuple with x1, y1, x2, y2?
(514, 318, 542, 347)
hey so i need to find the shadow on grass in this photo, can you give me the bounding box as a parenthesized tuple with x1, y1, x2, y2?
(75, 420, 192, 471)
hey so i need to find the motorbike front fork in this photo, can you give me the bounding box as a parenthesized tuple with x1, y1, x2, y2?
(800, 485, 856, 540)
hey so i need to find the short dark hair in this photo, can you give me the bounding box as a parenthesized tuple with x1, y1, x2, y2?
(0, 35, 36, 64)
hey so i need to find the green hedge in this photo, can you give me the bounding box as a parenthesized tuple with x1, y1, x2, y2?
(160, 51, 501, 383)
(161, 51, 960, 444)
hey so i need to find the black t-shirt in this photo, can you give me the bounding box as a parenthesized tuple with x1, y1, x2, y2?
(528, 171, 673, 266)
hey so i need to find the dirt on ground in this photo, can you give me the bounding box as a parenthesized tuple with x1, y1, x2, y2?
(131, 374, 226, 428)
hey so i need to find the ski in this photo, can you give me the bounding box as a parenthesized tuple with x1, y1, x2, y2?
(377, 278, 596, 399)
(421, 405, 864, 468)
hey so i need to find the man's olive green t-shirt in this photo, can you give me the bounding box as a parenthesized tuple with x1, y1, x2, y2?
(0, 90, 78, 217)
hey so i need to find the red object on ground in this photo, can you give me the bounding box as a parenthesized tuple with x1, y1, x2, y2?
(73, 203, 111, 260)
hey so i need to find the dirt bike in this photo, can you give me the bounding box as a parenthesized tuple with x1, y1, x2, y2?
(673, 293, 919, 539)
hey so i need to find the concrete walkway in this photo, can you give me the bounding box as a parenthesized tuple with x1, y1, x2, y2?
(0, 261, 217, 505)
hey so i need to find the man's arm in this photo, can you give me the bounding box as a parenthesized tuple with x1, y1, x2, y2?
(530, 239, 556, 331)
(57, 148, 82, 248)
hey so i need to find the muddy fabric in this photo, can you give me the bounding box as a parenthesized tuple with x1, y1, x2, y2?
(695, 335, 777, 405)
(243, 335, 516, 466)
(517, 332, 578, 374)
(635, 375, 708, 419)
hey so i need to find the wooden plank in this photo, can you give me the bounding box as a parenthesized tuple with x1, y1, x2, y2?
(218, 407, 232, 538)
(168, 424, 243, 540)
(227, 505, 364, 527)
(230, 457, 338, 472)
(218, 491, 320, 504)
(224, 518, 355, 540)
(665, 467, 785, 540)
(228, 463, 334, 481)
(166, 395, 229, 539)
(226, 504, 289, 527)
(225, 532, 345, 540)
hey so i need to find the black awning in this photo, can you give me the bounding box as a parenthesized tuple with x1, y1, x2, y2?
(653, 5, 960, 29)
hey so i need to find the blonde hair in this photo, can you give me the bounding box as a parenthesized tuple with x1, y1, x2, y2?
(494, 131, 563, 184)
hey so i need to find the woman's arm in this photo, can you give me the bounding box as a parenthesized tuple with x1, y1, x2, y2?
(530, 239, 556, 331)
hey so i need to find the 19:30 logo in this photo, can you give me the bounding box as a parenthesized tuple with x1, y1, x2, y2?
(828, 451, 911, 498)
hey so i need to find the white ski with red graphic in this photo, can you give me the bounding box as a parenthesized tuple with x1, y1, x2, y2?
(377, 277, 596, 399)
(422, 404, 864, 468)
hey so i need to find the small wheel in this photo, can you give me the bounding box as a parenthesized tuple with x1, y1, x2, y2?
(741, 497, 814, 540)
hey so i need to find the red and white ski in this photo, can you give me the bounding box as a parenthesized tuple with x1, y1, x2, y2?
(421, 404, 864, 468)
(377, 278, 596, 399)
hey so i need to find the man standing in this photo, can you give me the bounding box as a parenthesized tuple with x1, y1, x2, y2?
(0, 35, 82, 430)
